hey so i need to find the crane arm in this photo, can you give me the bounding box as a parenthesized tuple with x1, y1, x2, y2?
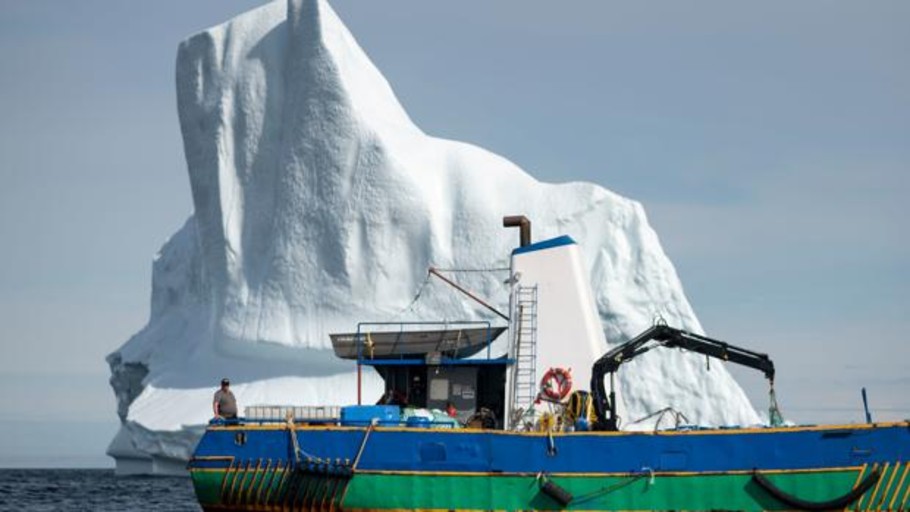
(590, 324, 775, 431)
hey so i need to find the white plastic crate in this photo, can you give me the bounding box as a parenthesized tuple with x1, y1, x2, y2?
(244, 404, 341, 421)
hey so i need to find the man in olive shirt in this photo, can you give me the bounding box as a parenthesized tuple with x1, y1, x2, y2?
(213, 378, 238, 420)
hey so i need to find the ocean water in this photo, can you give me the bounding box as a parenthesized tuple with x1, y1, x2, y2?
(0, 469, 200, 511)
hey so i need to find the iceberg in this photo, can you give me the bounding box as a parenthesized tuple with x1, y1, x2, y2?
(107, 0, 760, 475)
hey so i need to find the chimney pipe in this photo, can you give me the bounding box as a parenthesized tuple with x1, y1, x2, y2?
(503, 215, 531, 247)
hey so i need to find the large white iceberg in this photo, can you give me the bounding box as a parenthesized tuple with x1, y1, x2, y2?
(107, 0, 760, 475)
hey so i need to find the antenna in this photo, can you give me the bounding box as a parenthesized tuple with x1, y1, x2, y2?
(861, 387, 872, 423)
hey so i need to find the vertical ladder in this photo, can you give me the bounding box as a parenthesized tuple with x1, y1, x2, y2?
(510, 285, 539, 423)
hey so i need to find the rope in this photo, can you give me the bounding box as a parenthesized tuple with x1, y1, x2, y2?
(572, 468, 655, 505)
(365, 332, 375, 359)
(286, 415, 317, 466)
(546, 430, 557, 456)
(352, 422, 376, 470)
(394, 272, 433, 317)
(769, 383, 785, 427)
(628, 407, 689, 431)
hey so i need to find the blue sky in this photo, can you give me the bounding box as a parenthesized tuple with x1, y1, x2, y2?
(0, 1, 907, 467)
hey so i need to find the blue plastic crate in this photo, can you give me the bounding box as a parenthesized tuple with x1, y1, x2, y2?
(340, 405, 400, 426)
(406, 416, 431, 428)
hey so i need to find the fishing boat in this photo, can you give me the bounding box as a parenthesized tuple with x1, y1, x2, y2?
(188, 216, 910, 511)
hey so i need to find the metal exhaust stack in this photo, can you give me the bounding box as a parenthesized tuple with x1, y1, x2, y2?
(503, 215, 531, 247)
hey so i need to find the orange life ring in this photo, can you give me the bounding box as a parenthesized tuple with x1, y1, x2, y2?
(540, 367, 572, 401)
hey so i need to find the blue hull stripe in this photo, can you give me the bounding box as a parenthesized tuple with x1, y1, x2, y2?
(190, 423, 910, 474)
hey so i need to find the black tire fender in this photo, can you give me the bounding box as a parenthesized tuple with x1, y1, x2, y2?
(751, 467, 881, 511)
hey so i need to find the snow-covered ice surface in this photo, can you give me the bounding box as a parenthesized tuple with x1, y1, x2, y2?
(107, 0, 761, 473)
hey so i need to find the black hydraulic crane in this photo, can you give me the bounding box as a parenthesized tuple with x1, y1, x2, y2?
(590, 324, 776, 431)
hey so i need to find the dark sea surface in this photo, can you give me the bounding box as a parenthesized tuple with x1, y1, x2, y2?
(0, 469, 200, 511)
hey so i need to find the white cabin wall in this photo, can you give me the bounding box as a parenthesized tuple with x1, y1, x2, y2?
(509, 237, 628, 424)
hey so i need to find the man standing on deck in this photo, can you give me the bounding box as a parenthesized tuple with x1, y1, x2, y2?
(213, 378, 238, 420)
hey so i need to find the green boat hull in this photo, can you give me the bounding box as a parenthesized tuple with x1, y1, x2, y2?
(191, 462, 910, 511)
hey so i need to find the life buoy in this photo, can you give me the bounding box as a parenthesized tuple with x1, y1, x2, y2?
(540, 367, 573, 401)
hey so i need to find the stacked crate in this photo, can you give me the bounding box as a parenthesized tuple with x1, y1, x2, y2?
(244, 405, 341, 421)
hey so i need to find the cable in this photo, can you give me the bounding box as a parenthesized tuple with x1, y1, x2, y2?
(393, 271, 433, 318)
(431, 267, 510, 273)
(394, 266, 509, 318)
